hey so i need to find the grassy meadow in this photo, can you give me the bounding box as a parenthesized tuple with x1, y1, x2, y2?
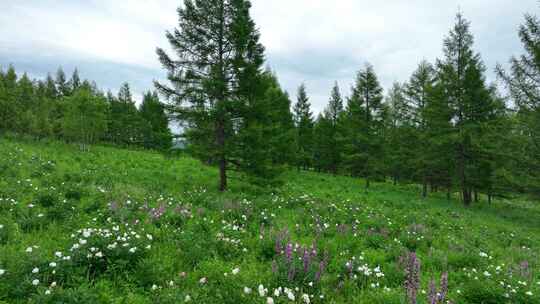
(0, 136, 539, 303)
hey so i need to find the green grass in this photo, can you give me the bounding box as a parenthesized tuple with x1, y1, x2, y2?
(0, 136, 539, 303)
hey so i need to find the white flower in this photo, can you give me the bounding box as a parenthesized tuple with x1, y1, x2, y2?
(479, 252, 488, 258)
(302, 294, 311, 304)
(32, 267, 40, 274)
(129, 247, 137, 253)
(0, 269, 5, 276)
(0, 224, 4, 229)
(286, 290, 295, 301)
(244, 287, 252, 294)
(146, 234, 153, 240)
(258, 284, 267, 297)
(184, 295, 191, 302)
(50, 282, 57, 288)
(26, 247, 33, 253)
(199, 277, 207, 284)
(152, 284, 158, 291)
(526, 291, 533, 296)
(49, 262, 57, 268)
(45, 290, 51, 295)
(266, 297, 274, 304)
(95, 252, 104, 258)
(55, 252, 63, 258)
(32, 279, 40, 286)
(232, 267, 240, 275)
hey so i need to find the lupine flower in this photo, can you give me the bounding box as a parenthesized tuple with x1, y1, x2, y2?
(404, 252, 421, 304)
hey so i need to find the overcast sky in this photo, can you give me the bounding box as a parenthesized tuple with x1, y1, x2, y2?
(0, 1, 537, 114)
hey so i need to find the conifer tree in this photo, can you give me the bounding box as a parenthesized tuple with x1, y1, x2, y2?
(343, 63, 384, 188)
(56, 67, 70, 97)
(404, 61, 437, 197)
(498, 12, 540, 196)
(437, 13, 501, 205)
(156, 0, 275, 191)
(293, 84, 314, 170)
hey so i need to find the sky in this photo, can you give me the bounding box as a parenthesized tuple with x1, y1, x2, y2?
(0, 0, 537, 114)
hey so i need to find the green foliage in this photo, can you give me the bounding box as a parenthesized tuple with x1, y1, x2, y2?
(62, 88, 108, 146)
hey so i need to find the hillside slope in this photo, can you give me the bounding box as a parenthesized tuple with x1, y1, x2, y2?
(0, 137, 539, 303)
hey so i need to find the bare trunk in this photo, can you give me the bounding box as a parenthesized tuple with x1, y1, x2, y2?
(422, 177, 428, 199)
(217, 119, 227, 192)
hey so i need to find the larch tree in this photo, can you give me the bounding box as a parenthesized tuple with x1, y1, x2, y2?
(155, 0, 275, 191)
(293, 84, 314, 170)
(498, 13, 540, 197)
(437, 13, 501, 205)
(343, 63, 384, 189)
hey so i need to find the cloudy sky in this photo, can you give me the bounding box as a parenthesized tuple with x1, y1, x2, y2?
(0, 1, 537, 114)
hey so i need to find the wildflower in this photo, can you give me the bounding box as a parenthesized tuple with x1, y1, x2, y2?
(32, 279, 40, 286)
(199, 277, 207, 284)
(244, 287, 252, 294)
(45, 290, 51, 295)
(55, 251, 62, 258)
(26, 247, 33, 253)
(50, 282, 57, 288)
(232, 267, 240, 275)
(0, 269, 5, 276)
(95, 251, 104, 258)
(526, 291, 533, 296)
(152, 284, 158, 291)
(49, 262, 57, 268)
(286, 289, 295, 301)
(258, 284, 267, 297)
(32, 267, 39, 274)
(0, 225, 4, 229)
(266, 297, 274, 304)
(184, 295, 191, 302)
(129, 247, 137, 253)
(302, 293, 311, 304)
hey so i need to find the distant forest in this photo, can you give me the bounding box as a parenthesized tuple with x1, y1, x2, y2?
(1, 2, 539, 205)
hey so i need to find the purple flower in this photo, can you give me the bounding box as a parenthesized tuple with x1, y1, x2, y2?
(404, 252, 421, 304)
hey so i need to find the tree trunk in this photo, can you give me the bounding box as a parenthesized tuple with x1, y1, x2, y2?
(422, 177, 428, 199)
(217, 119, 227, 192)
(463, 188, 472, 207)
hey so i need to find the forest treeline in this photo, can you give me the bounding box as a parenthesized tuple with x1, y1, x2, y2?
(1, 0, 539, 205)
(0, 68, 172, 150)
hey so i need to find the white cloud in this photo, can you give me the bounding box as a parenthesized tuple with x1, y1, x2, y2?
(0, 0, 537, 113)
